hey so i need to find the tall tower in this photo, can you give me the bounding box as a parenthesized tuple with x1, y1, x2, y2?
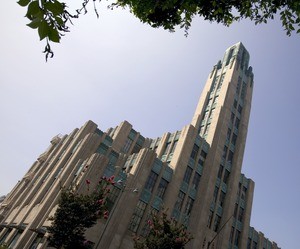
(189, 42, 255, 248)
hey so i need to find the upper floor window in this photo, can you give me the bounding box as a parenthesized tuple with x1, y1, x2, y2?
(144, 171, 158, 192)
(175, 191, 186, 211)
(192, 172, 201, 190)
(183, 166, 193, 184)
(156, 178, 168, 199)
(190, 144, 199, 160)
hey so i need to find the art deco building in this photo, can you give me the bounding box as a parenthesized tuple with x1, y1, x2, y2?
(0, 42, 280, 249)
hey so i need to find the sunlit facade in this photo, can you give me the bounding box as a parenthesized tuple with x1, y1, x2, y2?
(0, 43, 280, 249)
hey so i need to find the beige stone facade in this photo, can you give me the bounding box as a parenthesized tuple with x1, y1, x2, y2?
(0, 43, 280, 249)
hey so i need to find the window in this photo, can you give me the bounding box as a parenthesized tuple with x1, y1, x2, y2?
(213, 96, 219, 103)
(247, 238, 252, 249)
(156, 178, 168, 199)
(170, 140, 178, 154)
(203, 111, 209, 120)
(184, 197, 194, 215)
(238, 207, 244, 222)
(207, 210, 213, 228)
(163, 142, 171, 155)
(128, 201, 147, 232)
(235, 118, 240, 129)
(233, 204, 238, 218)
(209, 108, 215, 118)
(29, 233, 44, 249)
(223, 170, 230, 184)
(234, 230, 241, 246)
(175, 191, 185, 211)
(106, 186, 121, 211)
(231, 133, 237, 146)
(0, 228, 12, 244)
(123, 138, 133, 153)
(217, 165, 224, 179)
(199, 126, 205, 135)
(227, 128, 232, 141)
(219, 191, 226, 207)
(192, 172, 201, 190)
(229, 227, 235, 244)
(230, 112, 235, 124)
(213, 186, 219, 203)
(204, 124, 210, 135)
(241, 82, 247, 99)
(252, 241, 258, 249)
(238, 105, 242, 114)
(8, 230, 23, 248)
(236, 77, 242, 94)
(218, 73, 225, 89)
(200, 150, 207, 159)
(183, 166, 193, 184)
(222, 146, 228, 159)
(144, 171, 158, 192)
(190, 144, 199, 160)
(227, 150, 234, 163)
(233, 99, 238, 108)
(213, 215, 221, 232)
(207, 98, 213, 107)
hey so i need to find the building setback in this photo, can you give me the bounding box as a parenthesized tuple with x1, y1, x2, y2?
(0, 42, 280, 249)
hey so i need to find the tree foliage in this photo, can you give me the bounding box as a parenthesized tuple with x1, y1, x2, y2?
(47, 177, 114, 249)
(17, 0, 300, 59)
(133, 211, 193, 249)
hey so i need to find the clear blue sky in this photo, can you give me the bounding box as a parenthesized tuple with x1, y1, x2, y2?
(1, 1, 299, 248)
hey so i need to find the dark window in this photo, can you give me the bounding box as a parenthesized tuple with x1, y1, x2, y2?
(223, 170, 230, 184)
(222, 146, 228, 159)
(234, 204, 238, 218)
(229, 227, 235, 244)
(253, 241, 258, 249)
(238, 207, 244, 222)
(123, 138, 133, 153)
(128, 201, 147, 232)
(227, 128, 232, 141)
(192, 172, 201, 190)
(156, 178, 168, 199)
(29, 233, 44, 249)
(183, 166, 193, 184)
(235, 118, 240, 129)
(190, 144, 199, 159)
(230, 112, 235, 123)
(213, 186, 219, 203)
(219, 191, 226, 207)
(207, 210, 213, 228)
(184, 197, 194, 215)
(106, 186, 121, 211)
(231, 133, 237, 146)
(213, 215, 221, 232)
(234, 230, 241, 246)
(234, 99, 238, 108)
(175, 191, 185, 211)
(238, 105, 243, 114)
(236, 77, 242, 94)
(247, 238, 252, 249)
(200, 150, 207, 159)
(144, 171, 158, 192)
(227, 150, 234, 163)
(198, 157, 205, 166)
(217, 165, 224, 179)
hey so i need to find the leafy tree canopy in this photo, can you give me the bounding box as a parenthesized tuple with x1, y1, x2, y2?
(18, 0, 300, 59)
(47, 177, 113, 249)
(133, 211, 193, 249)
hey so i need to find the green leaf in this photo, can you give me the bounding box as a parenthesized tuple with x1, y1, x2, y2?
(45, 0, 64, 16)
(38, 20, 49, 40)
(48, 28, 60, 43)
(27, 18, 41, 29)
(18, 0, 30, 7)
(26, 1, 40, 16)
